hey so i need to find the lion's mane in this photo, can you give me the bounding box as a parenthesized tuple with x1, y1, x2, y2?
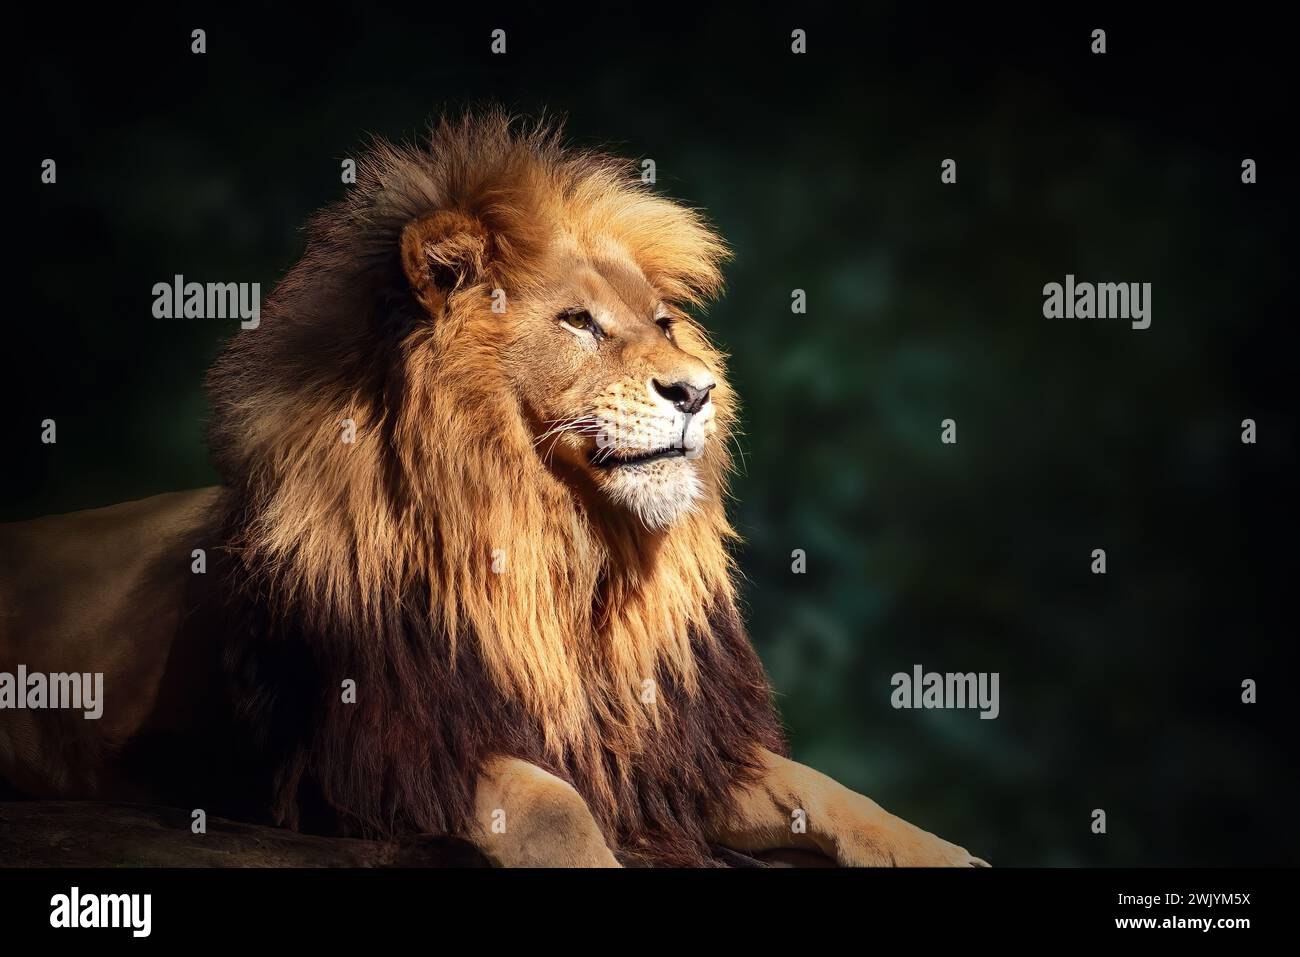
(205, 111, 784, 865)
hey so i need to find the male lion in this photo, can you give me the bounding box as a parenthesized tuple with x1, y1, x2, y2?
(0, 112, 985, 867)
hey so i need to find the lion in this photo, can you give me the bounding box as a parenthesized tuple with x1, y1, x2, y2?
(0, 111, 985, 868)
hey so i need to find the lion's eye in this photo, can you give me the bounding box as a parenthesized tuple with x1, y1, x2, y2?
(561, 310, 602, 338)
(656, 317, 675, 341)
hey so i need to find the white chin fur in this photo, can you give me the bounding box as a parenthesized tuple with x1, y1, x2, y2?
(600, 459, 702, 530)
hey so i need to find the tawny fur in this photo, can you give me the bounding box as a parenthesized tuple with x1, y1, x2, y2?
(206, 110, 784, 864)
(0, 110, 988, 870)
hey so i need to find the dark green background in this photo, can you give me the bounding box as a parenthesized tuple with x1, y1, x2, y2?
(9, 6, 1295, 865)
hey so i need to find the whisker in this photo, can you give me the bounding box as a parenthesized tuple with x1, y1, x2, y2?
(531, 413, 604, 469)
(532, 414, 594, 448)
(728, 431, 749, 476)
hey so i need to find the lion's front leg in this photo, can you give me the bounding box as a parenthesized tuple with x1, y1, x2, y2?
(467, 756, 620, 868)
(709, 748, 988, 867)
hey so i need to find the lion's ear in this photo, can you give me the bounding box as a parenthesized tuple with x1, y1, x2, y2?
(400, 210, 489, 316)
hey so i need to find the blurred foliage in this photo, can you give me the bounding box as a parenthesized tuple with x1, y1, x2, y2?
(8, 7, 1295, 864)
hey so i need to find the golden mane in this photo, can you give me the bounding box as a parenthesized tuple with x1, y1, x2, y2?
(205, 112, 781, 862)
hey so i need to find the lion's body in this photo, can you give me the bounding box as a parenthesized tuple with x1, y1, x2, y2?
(0, 112, 984, 868)
(0, 484, 781, 864)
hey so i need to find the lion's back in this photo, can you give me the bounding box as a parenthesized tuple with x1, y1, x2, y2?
(0, 487, 223, 798)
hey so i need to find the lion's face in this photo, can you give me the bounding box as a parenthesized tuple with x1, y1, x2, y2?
(501, 248, 723, 530)
(393, 134, 731, 533)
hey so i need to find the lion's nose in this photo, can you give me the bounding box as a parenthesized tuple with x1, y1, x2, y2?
(652, 379, 714, 414)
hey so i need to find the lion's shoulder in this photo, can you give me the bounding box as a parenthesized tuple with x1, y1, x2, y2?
(0, 487, 227, 799)
(1, 487, 221, 581)
(0, 486, 222, 672)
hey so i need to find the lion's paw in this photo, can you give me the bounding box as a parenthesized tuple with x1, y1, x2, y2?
(835, 814, 989, 868)
(482, 786, 623, 868)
